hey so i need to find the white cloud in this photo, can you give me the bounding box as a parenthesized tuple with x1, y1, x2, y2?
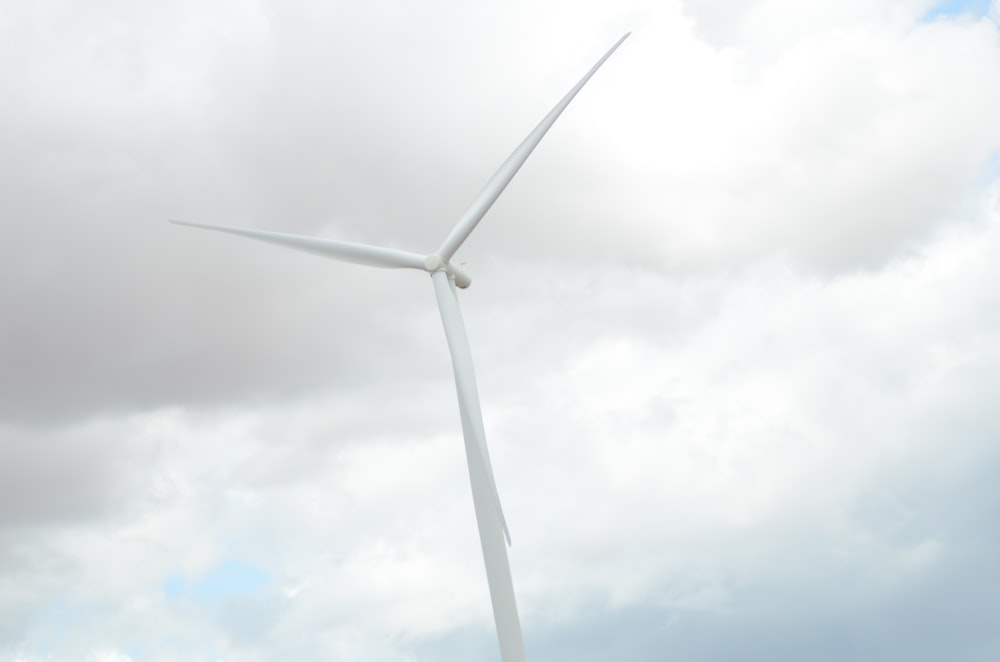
(545, 8, 1000, 271)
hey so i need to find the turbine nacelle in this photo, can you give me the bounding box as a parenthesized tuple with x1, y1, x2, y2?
(424, 253, 471, 288)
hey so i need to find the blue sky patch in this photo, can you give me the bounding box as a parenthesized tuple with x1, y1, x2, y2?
(163, 558, 271, 603)
(922, 0, 992, 21)
(162, 573, 185, 599)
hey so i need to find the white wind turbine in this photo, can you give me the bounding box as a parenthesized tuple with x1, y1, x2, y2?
(172, 33, 629, 662)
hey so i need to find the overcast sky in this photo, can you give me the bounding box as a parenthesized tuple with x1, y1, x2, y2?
(3, 0, 1000, 660)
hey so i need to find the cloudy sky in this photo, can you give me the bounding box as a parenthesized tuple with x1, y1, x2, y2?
(3, 0, 1000, 660)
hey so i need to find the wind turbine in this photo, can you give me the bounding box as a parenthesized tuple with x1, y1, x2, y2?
(172, 33, 629, 662)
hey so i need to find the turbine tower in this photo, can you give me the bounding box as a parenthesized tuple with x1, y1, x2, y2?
(172, 33, 629, 662)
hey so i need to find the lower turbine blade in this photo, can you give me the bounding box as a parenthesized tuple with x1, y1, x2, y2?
(431, 270, 525, 662)
(170, 220, 426, 270)
(432, 271, 511, 544)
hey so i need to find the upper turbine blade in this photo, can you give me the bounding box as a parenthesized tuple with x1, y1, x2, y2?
(436, 32, 630, 262)
(170, 220, 426, 270)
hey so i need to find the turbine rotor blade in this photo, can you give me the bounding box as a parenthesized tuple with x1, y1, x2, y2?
(431, 270, 524, 662)
(436, 32, 630, 262)
(170, 220, 426, 270)
(431, 270, 511, 544)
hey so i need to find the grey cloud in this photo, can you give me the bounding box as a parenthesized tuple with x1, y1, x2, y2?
(0, 420, 158, 528)
(0, 0, 631, 426)
(511, 440, 1000, 662)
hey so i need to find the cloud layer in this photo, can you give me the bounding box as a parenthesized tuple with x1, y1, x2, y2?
(2, 0, 1000, 660)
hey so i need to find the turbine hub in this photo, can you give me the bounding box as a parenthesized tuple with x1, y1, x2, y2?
(423, 254, 444, 272)
(424, 253, 471, 289)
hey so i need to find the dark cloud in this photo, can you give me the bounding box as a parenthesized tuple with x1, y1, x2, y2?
(0, 420, 158, 528)
(0, 0, 630, 427)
